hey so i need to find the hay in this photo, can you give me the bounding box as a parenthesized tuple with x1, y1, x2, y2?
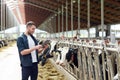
(37, 60, 67, 80)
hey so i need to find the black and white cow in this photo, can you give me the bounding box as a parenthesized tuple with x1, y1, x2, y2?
(66, 48, 78, 68)
(38, 40, 79, 69)
(38, 40, 58, 66)
(0, 40, 3, 48)
(0, 40, 4, 47)
(54, 44, 78, 68)
(59, 47, 69, 66)
(38, 40, 51, 66)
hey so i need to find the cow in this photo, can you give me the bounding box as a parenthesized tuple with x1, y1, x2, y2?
(66, 48, 78, 69)
(38, 40, 59, 66)
(59, 47, 69, 66)
(55, 47, 62, 64)
(2, 40, 8, 46)
(54, 44, 78, 68)
(0, 40, 4, 47)
(38, 40, 79, 69)
(38, 40, 52, 66)
(0, 40, 3, 48)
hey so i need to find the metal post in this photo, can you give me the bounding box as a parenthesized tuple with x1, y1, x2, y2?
(94, 53, 99, 80)
(78, 49, 84, 80)
(66, 0, 68, 39)
(58, 8, 60, 38)
(78, 0, 80, 36)
(1, 0, 4, 39)
(106, 56, 111, 80)
(102, 51, 106, 80)
(82, 48, 88, 80)
(97, 52, 102, 80)
(3, 0, 5, 39)
(49, 19, 53, 38)
(48, 25, 51, 38)
(101, 0, 107, 80)
(5, 2, 6, 29)
(14, 0, 20, 36)
(78, 0, 83, 79)
(54, 16, 56, 38)
(62, 5, 64, 36)
(1, 0, 3, 34)
(117, 52, 120, 80)
(108, 56, 115, 80)
(17, 24, 20, 37)
(88, 50, 95, 80)
(87, 0, 90, 39)
(71, 0, 73, 38)
(101, 0, 104, 40)
(54, 15, 57, 38)
(5, 3, 8, 39)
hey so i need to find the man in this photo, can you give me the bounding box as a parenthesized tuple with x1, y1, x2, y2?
(17, 21, 44, 80)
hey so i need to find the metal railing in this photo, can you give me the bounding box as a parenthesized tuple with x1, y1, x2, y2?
(52, 39, 120, 80)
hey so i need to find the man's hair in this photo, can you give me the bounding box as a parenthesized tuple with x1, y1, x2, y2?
(26, 21, 35, 27)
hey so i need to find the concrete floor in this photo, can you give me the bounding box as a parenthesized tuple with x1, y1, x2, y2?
(0, 43, 21, 80)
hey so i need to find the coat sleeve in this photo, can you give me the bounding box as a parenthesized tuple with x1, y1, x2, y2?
(17, 37, 26, 54)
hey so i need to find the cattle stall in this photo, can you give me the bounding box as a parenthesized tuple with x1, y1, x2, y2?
(48, 39, 120, 80)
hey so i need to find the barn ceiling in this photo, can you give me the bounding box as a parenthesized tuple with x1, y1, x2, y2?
(2, 0, 120, 32)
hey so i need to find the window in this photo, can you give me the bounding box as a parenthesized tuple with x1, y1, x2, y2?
(111, 24, 120, 38)
(89, 28, 96, 37)
(80, 30, 88, 38)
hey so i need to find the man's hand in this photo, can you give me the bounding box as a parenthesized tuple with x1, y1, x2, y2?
(38, 44, 49, 54)
(35, 45, 43, 50)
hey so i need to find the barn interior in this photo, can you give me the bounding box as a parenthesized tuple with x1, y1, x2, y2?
(0, 0, 120, 80)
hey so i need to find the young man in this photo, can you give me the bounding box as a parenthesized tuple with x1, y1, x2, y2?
(17, 21, 44, 80)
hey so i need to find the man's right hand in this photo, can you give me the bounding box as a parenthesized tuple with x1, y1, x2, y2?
(35, 45, 43, 50)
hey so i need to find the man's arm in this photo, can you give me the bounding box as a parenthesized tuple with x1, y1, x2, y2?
(17, 37, 42, 55)
(21, 45, 42, 55)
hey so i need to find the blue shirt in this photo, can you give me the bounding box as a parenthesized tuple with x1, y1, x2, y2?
(17, 33, 39, 67)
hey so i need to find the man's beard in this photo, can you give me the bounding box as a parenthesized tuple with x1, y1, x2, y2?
(28, 31, 32, 35)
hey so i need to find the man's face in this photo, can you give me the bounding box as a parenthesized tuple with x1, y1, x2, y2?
(27, 25, 36, 34)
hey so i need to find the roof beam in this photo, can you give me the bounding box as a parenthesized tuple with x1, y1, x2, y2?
(41, 0, 59, 8)
(71, 1, 118, 23)
(24, 1, 57, 13)
(105, 0, 120, 7)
